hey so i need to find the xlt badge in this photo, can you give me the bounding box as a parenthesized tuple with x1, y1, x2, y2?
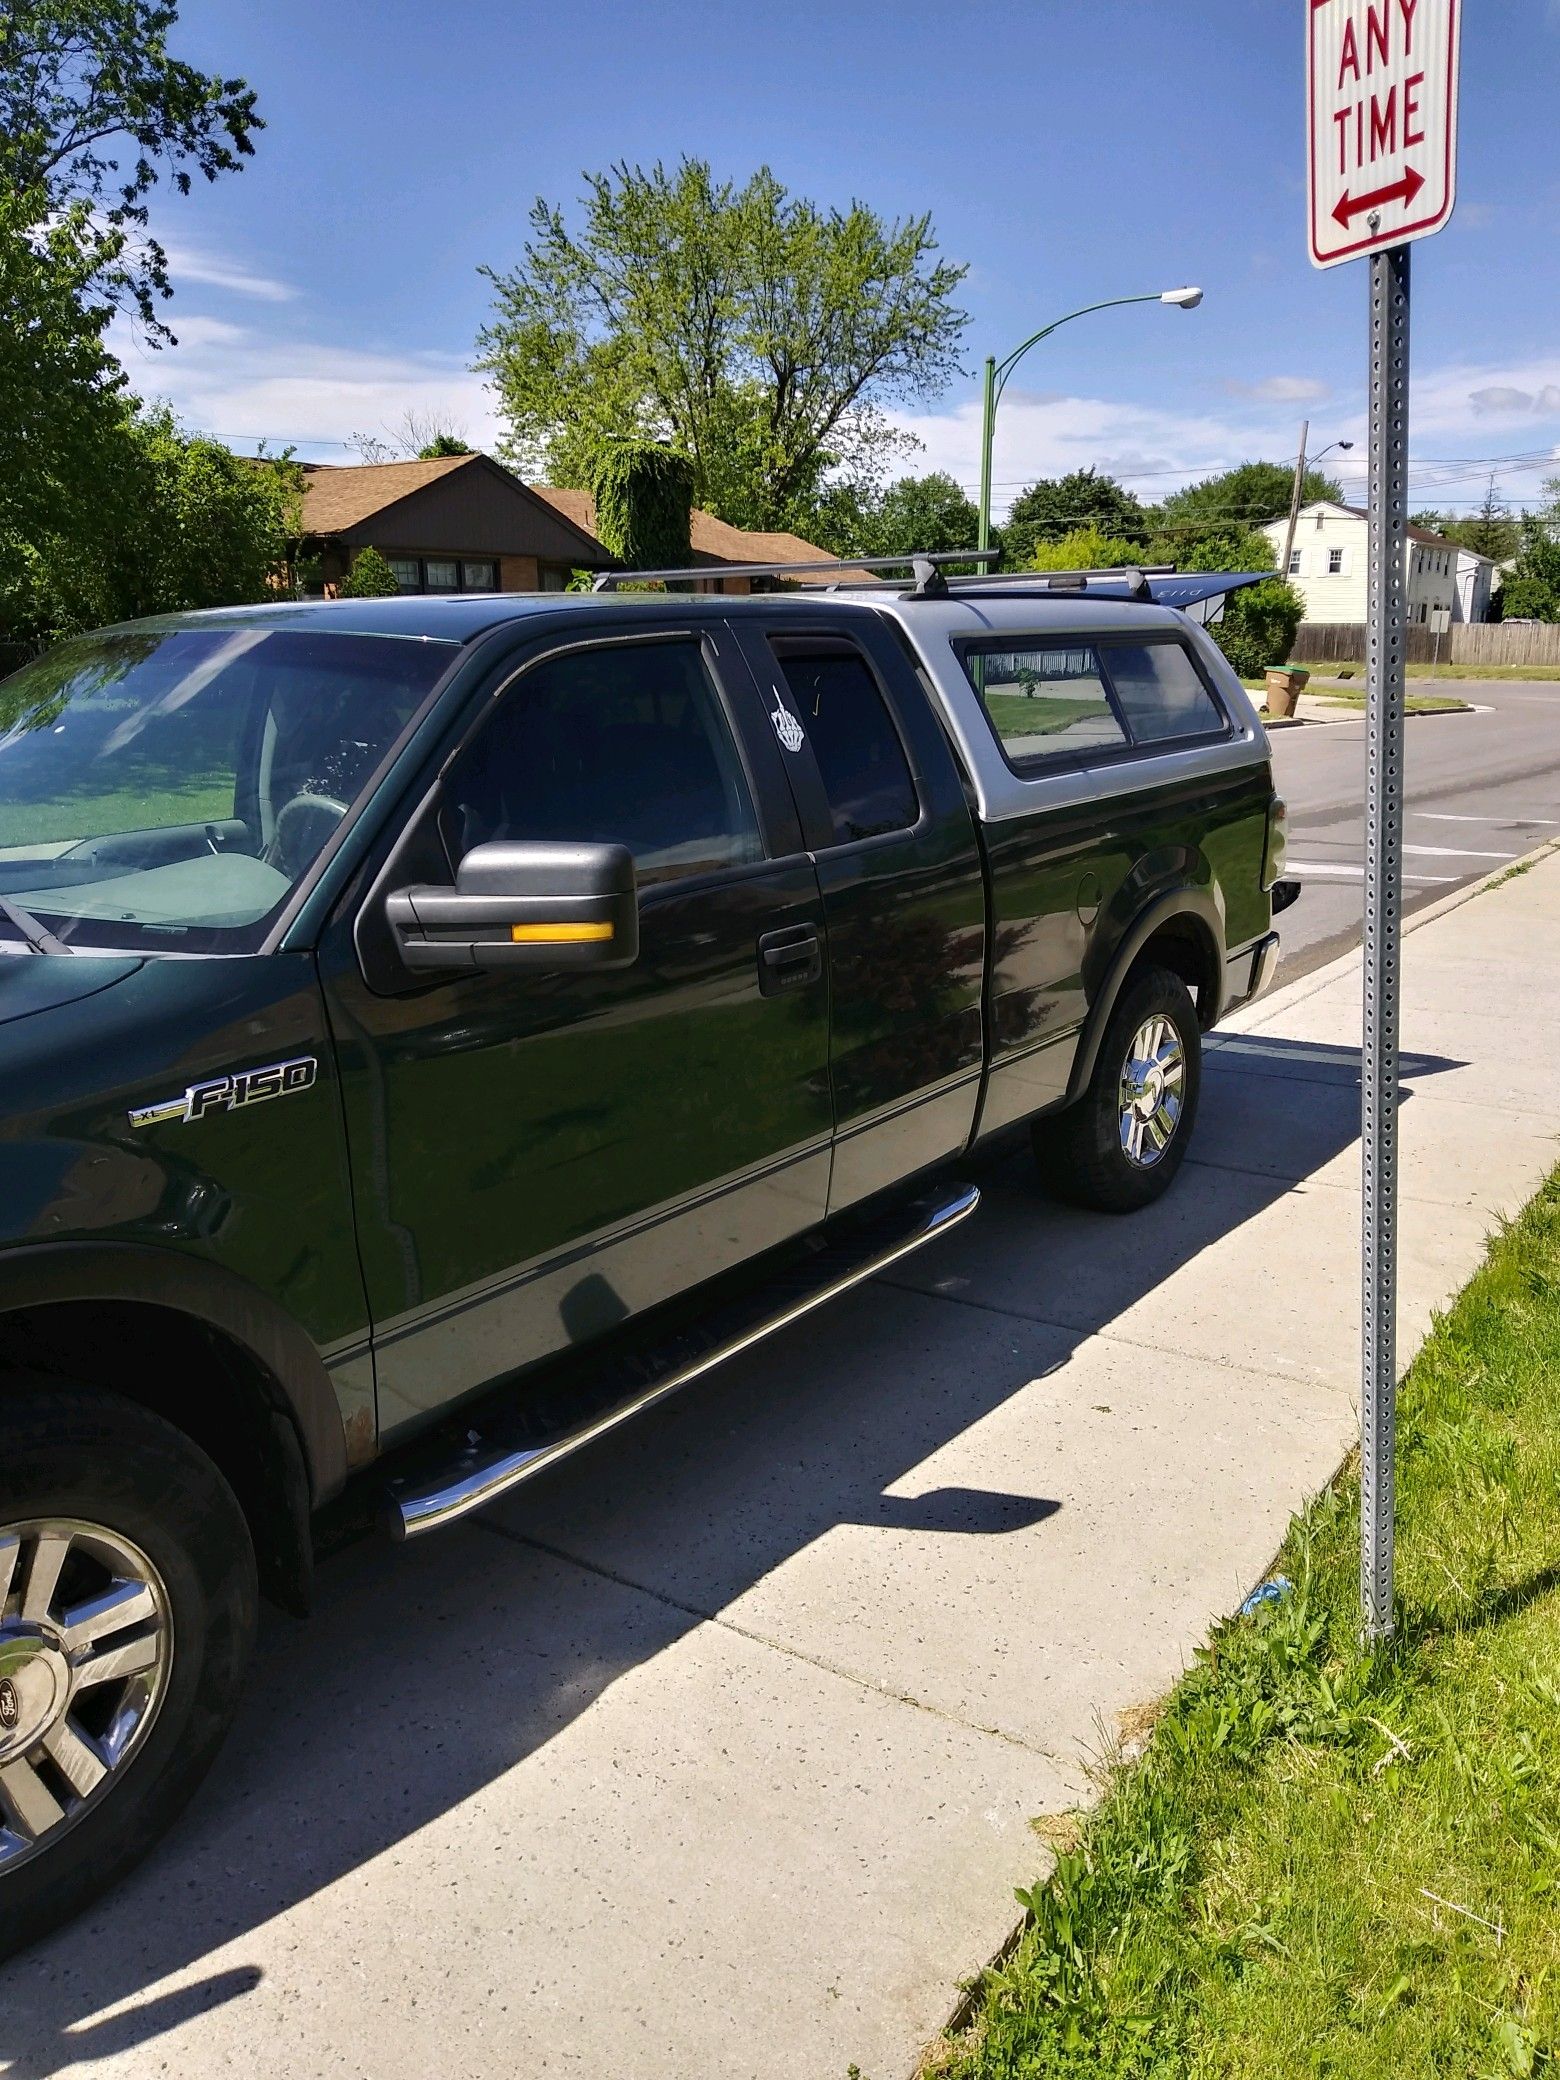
(129, 1055, 318, 1129)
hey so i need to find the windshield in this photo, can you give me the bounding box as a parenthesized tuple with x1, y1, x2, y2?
(0, 626, 454, 953)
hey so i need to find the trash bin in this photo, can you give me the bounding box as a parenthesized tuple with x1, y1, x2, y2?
(1263, 665, 1309, 719)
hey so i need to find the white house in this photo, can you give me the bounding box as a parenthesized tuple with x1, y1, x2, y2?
(1452, 545, 1499, 624)
(1259, 501, 1461, 626)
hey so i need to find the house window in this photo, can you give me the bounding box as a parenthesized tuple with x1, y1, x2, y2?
(1288, 550, 1302, 575)
(384, 556, 502, 594)
(1328, 547, 1343, 574)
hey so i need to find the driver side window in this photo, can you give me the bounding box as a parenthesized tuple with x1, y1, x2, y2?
(442, 639, 763, 888)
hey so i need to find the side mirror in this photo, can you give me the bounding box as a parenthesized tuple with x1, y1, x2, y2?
(385, 840, 639, 973)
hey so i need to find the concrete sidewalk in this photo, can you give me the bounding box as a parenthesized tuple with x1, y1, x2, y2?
(4, 855, 1558, 2080)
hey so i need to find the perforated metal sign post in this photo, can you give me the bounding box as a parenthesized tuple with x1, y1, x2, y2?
(1360, 242, 1410, 1643)
(1307, 0, 1460, 1644)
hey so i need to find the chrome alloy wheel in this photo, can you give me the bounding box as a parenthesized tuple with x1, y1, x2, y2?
(1118, 1014, 1186, 1169)
(0, 1520, 172, 1870)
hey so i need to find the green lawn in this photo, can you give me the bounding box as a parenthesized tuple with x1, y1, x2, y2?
(1309, 661, 1560, 683)
(1241, 682, 1469, 717)
(927, 1169, 1560, 2080)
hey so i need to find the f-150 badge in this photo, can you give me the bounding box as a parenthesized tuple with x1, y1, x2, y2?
(129, 1055, 318, 1129)
(770, 704, 805, 754)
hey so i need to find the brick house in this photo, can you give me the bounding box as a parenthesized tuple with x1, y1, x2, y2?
(296, 454, 609, 596)
(296, 453, 859, 596)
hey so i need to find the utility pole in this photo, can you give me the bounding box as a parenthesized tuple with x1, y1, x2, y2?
(1280, 419, 1311, 582)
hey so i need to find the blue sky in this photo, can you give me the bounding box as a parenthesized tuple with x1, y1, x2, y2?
(111, 0, 1560, 521)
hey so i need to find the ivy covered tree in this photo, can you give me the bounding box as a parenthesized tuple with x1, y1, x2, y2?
(587, 441, 695, 571)
(476, 158, 967, 530)
(0, 0, 261, 334)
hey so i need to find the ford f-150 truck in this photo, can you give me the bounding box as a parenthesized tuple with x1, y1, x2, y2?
(0, 556, 1291, 1949)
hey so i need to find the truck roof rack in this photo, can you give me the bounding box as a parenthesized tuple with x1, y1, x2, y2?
(592, 548, 997, 598)
(592, 549, 1174, 603)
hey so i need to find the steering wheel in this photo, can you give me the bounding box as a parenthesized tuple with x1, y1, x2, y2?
(268, 793, 348, 880)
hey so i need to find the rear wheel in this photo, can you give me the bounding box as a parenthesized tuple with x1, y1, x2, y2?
(0, 1386, 257, 1959)
(1032, 964, 1202, 1213)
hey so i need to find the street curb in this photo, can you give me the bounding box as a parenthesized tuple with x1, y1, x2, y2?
(1259, 700, 1475, 729)
(1225, 831, 1560, 1037)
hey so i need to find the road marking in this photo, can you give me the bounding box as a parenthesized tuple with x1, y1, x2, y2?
(1403, 843, 1516, 860)
(1288, 861, 1457, 884)
(1416, 812, 1560, 826)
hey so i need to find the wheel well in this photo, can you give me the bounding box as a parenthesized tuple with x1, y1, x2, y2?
(1131, 915, 1222, 1028)
(0, 1300, 313, 1613)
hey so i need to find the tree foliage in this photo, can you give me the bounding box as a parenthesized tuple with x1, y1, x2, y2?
(476, 158, 968, 530)
(858, 472, 982, 560)
(1001, 470, 1146, 569)
(340, 546, 401, 599)
(1209, 579, 1305, 679)
(5, 406, 303, 641)
(1418, 480, 1521, 565)
(0, 0, 261, 332)
(1029, 527, 1146, 572)
(587, 440, 695, 570)
(0, 188, 130, 570)
(1147, 460, 1345, 568)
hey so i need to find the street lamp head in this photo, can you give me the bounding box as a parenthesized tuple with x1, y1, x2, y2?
(1161, 286, 1203, 309)
(1337, 439, 1355, 450)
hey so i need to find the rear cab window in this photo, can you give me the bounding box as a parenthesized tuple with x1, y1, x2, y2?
(960, 634, 1229, 775)
(768, 641, 918, 844)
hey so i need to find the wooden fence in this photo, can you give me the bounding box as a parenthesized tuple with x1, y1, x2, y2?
(1291, 621, 1560, 668)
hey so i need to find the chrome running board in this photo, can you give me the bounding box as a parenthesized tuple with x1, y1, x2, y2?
(387, 1181, 979, 1541)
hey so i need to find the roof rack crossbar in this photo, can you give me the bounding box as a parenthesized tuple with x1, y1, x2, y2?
(590, 548, 1000, 593)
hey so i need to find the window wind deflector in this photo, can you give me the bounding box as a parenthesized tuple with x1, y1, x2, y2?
(0, 891, 69, 955)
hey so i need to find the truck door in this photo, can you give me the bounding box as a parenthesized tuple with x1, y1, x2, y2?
(730, 613, 987, 1214)
(321, 621, 833, 1439)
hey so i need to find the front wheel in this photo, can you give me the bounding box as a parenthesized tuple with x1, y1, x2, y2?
(1032, 964, 1202, 1213)
(0, 1386, 257, 1959)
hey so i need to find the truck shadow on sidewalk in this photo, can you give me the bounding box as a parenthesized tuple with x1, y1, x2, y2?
(0, 1036, 1463, 2075)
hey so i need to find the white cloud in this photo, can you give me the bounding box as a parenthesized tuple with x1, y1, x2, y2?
(1222, 375, 1330, 404)
(159, 244, 298, 303)
(110, 315, 500, 455)
(888, 388, 1315, 520)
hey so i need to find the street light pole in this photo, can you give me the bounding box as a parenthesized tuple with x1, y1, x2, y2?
(976, 287, 1203, 556)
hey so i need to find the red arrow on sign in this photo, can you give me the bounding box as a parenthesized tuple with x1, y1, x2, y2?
(1331, 164, 1426, 228)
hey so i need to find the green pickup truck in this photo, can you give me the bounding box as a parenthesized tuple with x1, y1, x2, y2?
(0, 558, 1291, 1950)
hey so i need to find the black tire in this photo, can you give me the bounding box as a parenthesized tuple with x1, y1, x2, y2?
(1032, 964, 1202, 1214)
(0, 1384, 257, 1960)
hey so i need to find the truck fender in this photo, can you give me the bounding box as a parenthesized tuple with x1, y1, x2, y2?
(0, 1239, 350, 1503)
(1065, 888, 1224, 1106)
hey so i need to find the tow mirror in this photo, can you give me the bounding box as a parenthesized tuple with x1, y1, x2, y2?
(385, 840, 639, 973)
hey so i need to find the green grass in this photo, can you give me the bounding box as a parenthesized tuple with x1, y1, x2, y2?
(1241, 682, 1469, 717)
(1309, 661, 1560, 683)
(927, 1168, 1560, 2080)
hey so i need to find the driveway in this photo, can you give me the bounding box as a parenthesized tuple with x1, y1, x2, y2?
(3, 853, 1558, 2080)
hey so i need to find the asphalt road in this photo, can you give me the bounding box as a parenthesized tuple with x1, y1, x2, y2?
(1271, 680, 1560, 982)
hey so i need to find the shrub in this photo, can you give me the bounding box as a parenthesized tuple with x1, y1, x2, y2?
(341, 547, 401, 598)
(1210, 576, 1304, 679)
(587, 441, 695, 572)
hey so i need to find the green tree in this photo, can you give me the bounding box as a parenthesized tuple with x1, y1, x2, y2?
(1210, 579, 1305, 679)
(1435, 479, 1521, 565)
(417, 433, 474, 459)
(587, 440, 695, 570)
(1029, 526, 1146, 572)
(475, 158, 967, 530)
(0, 1, 261, 333)
(1001, 470, 1146, 569)
(9, 407, 303, 640)
(0, 190, 130, 573)
(1149, 460, 1344, 565)
(861, 472, 982, 561)
(340, 546, 401, 599)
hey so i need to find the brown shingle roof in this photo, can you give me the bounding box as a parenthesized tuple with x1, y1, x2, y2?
(298, 455, 473, 534)
(531, 488, 873, 579)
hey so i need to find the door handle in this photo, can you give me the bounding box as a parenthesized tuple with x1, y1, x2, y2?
(757, 924, 822, 995)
